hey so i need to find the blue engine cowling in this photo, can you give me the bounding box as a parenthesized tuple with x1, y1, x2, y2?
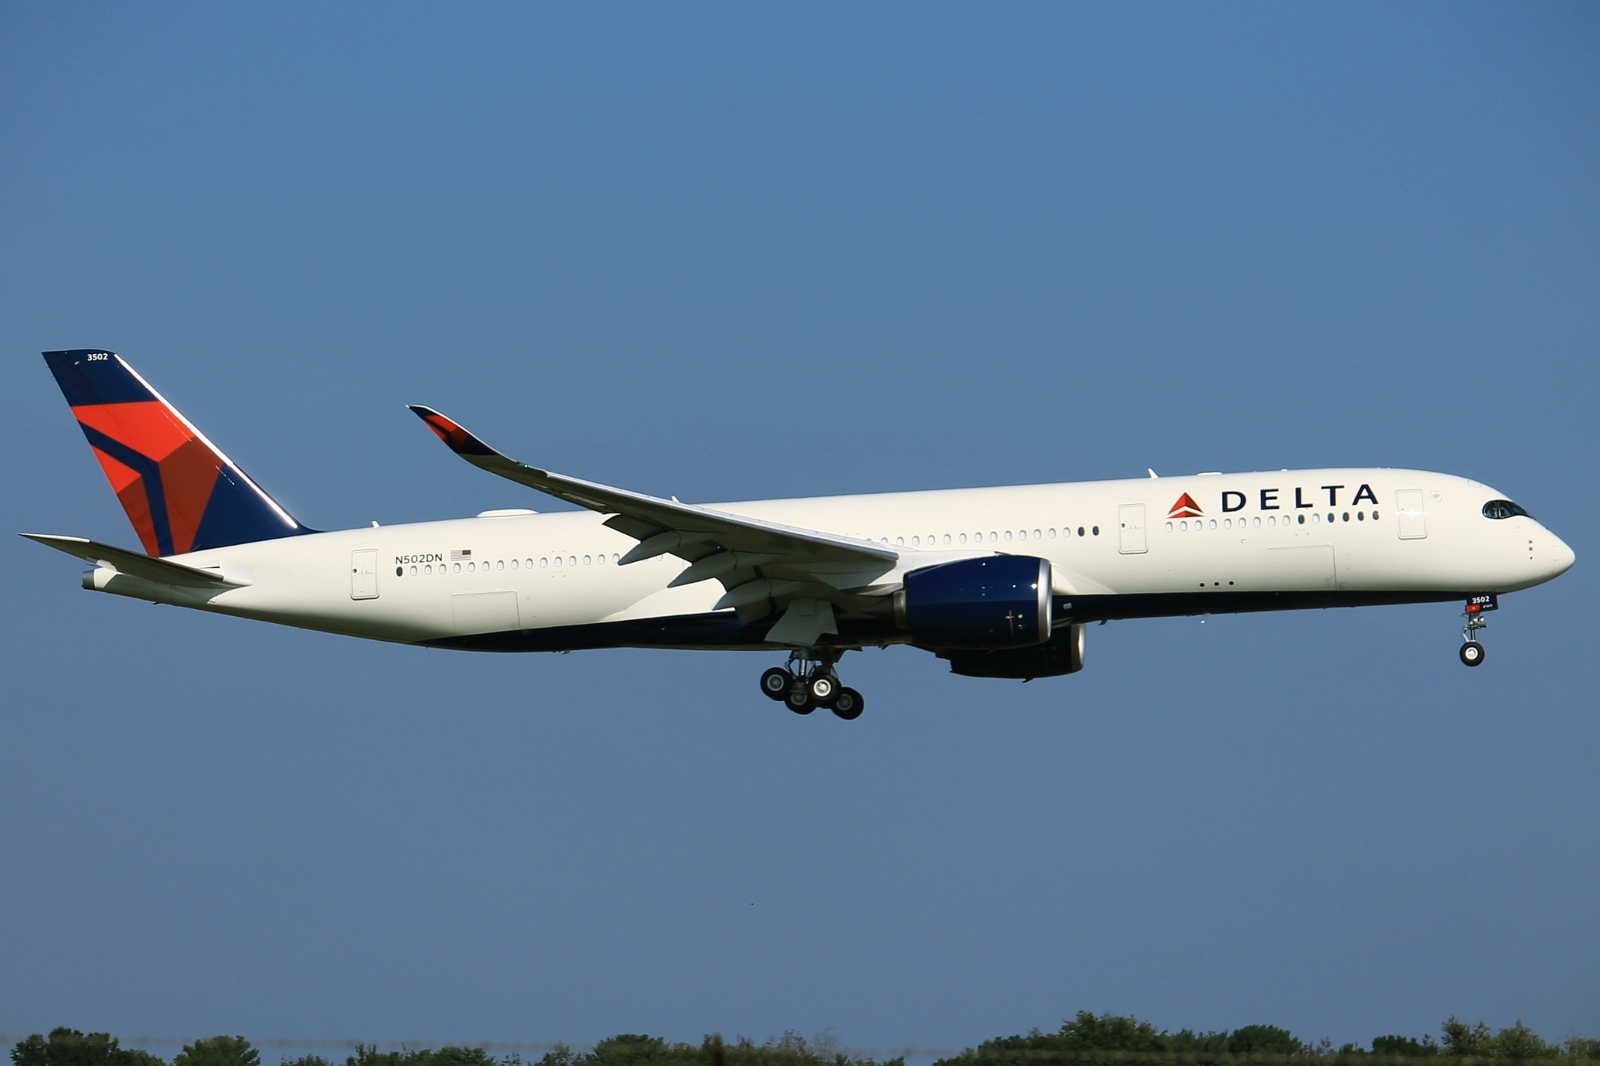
(899, 555, 1052, 650)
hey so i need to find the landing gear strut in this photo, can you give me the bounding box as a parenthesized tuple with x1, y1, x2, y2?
(757, 649, 865, 720)
(1459, 595, 1493, 667)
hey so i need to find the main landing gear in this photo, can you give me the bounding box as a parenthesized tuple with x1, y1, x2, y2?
(1459, 596, 1492, 667)
(759, 650, 864, 721)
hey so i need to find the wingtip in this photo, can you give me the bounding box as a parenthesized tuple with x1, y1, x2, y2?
(408, 405, 496, 457)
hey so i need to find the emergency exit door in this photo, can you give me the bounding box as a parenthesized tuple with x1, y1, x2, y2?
(350, 549, 379, 599)
(1118, 503, 1147, 554)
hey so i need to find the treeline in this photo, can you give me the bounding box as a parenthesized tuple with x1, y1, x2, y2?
(9, 1031, 898, 1066)
(931, 1013, 1600, 1064)
(12, 1015, 1600, 1066)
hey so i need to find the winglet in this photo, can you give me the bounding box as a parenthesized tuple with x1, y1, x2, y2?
(407, 405, 497, 457)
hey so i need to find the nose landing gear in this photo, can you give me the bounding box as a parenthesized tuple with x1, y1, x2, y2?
(758, 650, 865, 720)
(1459, 594, 1496, 667)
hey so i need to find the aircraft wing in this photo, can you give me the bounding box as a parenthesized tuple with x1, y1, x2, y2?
(20, 533, 247, 587)
(408, 407, 901, 626)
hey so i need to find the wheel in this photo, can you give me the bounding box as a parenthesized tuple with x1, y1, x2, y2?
(831, 687, 864, 721)
(785, 687, 815, 714)
(808, 674, 836, 705)
(760, 666, 793, 701)
(1460, 641, 1486, 667)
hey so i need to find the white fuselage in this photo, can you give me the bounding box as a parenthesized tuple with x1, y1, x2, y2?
(85, 468, 1576, 651)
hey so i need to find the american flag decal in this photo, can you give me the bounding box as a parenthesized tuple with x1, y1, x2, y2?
(451, 549, 472, 561)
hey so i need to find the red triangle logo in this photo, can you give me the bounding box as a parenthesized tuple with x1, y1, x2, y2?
(1168, 492, 1203, 519)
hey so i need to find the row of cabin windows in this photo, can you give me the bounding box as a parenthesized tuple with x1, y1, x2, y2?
(397, 553, 623, 577)
(393, 523, 1118, 578)
(889, 526, 1098, 547)
(1166, 511, 1379, 533)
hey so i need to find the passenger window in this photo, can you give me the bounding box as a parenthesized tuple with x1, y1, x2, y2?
(511, 558, 519, 570)
(1209, 519, 1217, 529)
(1092, 526, 1099, 536)
(569, 556, 577, 567)
(409, 565, 417, 576)
(554, 557, 562, 568)
(1297, 514, 1305, 525)
(497, 560, 505, 570)
(1047, 528, 1056, 539)
(990, 532, 998, 542)
(540, 557, 548, 568)
(1267, 516, 1275, 526)
(912, 536, 920, 546)
(943, 533, 951, 544)
(584, 555, 591, 565)
(453, 563, 461, 573)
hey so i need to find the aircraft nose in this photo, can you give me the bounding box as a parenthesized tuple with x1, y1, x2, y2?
(1550, 532, 1576, 577)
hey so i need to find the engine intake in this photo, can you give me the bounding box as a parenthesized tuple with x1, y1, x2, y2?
(899, 555, 1052, 650)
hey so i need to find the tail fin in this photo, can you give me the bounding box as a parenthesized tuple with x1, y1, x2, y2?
(42, 349, 314, 556)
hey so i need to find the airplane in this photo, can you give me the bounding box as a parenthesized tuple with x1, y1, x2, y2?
(24, 348, 1576, 720)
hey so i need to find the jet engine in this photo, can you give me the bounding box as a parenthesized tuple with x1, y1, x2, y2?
(940, 623, 1086, 679)
(898, 555, 1052, 650)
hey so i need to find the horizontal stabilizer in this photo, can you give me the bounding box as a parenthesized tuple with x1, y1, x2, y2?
(20, 533, 246, 588)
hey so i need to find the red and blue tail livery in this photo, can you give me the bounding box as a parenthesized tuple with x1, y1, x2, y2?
(43, 349, 312, 557)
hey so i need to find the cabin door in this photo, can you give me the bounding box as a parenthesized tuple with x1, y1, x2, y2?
(1118, 503, 1147, 554)
(1395, 489, 1428, 540)
(350, 549, 379, 600)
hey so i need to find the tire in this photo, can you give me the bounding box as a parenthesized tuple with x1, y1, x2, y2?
(760, 666, 793, 701)
(1460, 641, 1486, 667)
(808, 674, 836, 705)
(786, 687, 816, 714)
(831, 688, 864, 721)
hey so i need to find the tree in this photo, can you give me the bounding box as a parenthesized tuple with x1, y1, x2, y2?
(11, 1029, 164, 1066)
(1440, 1020, 1494, 1058)
(1371, 1036, 1436, 1057)
(1491, 1023, 1553, 1062)
(171, 1038, 258, 1066)
(1226, 1026, 1302, 1057)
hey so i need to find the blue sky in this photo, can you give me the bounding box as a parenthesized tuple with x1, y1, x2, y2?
(2, 1, 1597, 1054)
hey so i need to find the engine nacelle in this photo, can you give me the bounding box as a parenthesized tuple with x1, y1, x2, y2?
(899, 555, 1052, 650)
(941, 623, 1086, 679)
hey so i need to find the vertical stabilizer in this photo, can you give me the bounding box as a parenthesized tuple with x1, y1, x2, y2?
(43, 349, 313, 556)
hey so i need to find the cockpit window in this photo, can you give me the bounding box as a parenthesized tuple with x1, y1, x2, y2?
(1482, 499, 1531, 520)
